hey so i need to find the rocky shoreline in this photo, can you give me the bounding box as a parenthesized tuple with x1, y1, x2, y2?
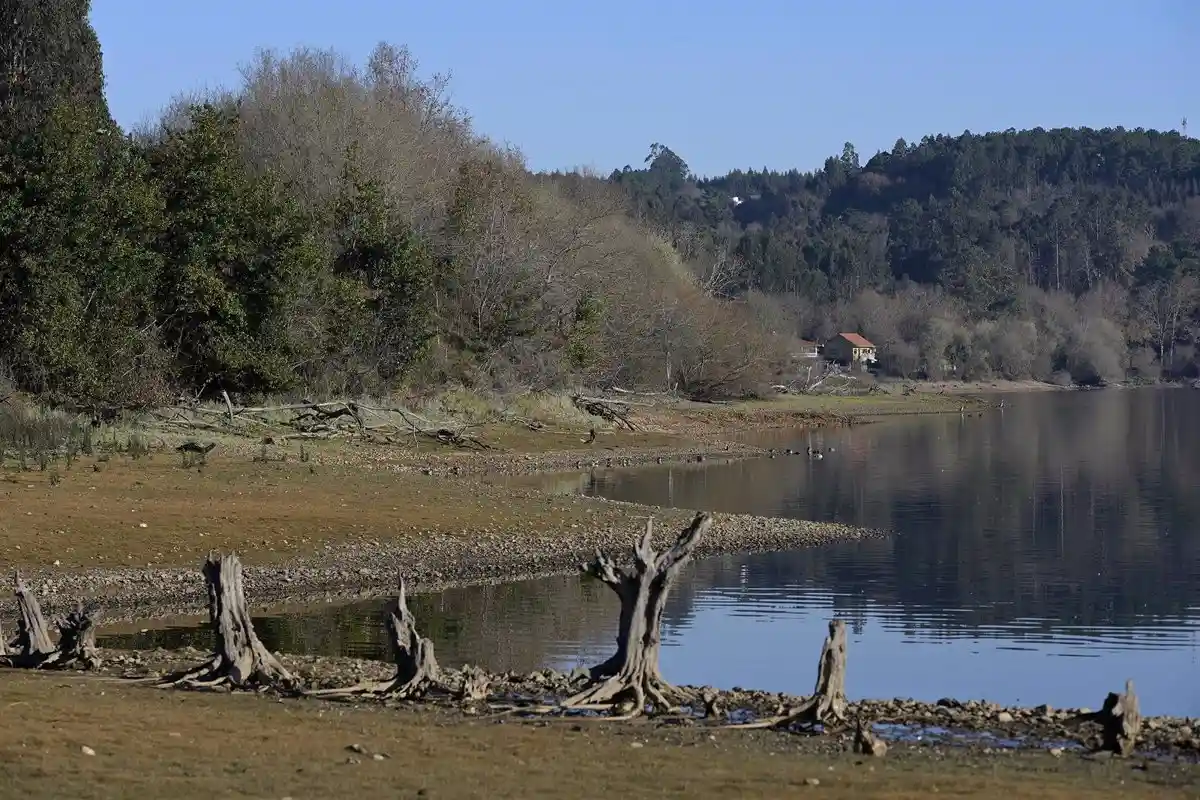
(6, 497, 883, 626)
(88, 646, 1200, 759)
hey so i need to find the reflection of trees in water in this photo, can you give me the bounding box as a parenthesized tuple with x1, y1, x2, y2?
(584, 389, 1200, 633)
(98, 390, 1200, 662)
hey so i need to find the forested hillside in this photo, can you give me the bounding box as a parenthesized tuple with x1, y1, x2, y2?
(605, 132, 1200, 383)
(0, 1, 785, 409)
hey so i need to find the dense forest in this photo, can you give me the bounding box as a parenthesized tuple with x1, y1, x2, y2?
(2, 2, 1198, 411)
(603, 130, 1200, 383)
(1, 1, 782, 409)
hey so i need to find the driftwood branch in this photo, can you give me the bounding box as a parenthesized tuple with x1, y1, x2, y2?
(166, 399, 491, 449)
(308, 573, 444, 700)
(158, 552, 297, 692)
(571, 395, 639, 431)
(555, 512, 712, 716)
(729, 619, 848, 731)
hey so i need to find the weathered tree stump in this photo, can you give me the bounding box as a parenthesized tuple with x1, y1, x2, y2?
(12, 572, 55, 660)
(456, 665, 491, 704)
(854, 720, 888, 757)
(308, 574, 443, 699)
(558, 512, 711, 717)
(45, 603, 104, 670)
(159, 552, 297, 692)
(731, 619, 848, 731)
(29, 604, 105, 671)
(1078, 679, 1141, 756)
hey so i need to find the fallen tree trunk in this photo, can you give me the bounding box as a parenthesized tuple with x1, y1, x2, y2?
(159, 552, 297, 692)
(1075, 679, 1141, 756)
(730, 619, 848, 731)
(558, 512, 711, 716)
(308, 574, 443, 700)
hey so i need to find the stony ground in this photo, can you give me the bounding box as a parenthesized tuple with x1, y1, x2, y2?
(1, 666, 1196, 800)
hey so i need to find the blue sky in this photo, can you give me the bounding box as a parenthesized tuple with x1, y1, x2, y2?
(90, 0, 1196, 178)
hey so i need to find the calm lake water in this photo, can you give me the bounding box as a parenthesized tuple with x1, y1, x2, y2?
(100, 388, 1200, 717)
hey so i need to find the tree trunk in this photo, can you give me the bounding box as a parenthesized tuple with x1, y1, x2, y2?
(159, 552, 297, 692)
(1078, 679, 1141, 756)
(560, 512, 711, 716)
(732, 619, 849, 731)
(12, 572, 55, 658)
(308, 574, 443, 699)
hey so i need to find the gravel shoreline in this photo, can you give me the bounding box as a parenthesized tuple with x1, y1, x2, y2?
(7, 496, 883, 626)
(82, 646, 1200, 758)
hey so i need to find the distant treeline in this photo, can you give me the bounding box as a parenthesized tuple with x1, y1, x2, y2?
(3, 2, 1198, 411)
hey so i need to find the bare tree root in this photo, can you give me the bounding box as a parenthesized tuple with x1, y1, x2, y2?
(308, 574, 444, 700)
(727, 619, 848, 732)
(157, 552, 297, 693)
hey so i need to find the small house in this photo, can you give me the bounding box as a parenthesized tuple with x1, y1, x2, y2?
(824, 333, 877, 367)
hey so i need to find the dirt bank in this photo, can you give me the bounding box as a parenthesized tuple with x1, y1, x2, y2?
(0, 663, 1195, 800)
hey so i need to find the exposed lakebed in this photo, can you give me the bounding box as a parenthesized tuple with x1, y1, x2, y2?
(100, 388, 1200, 718)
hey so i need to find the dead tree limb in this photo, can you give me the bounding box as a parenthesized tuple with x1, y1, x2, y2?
(158, 552, 297, 692)
(729, 619, 848, 731)
(557, 512, 711, 716)
(1074, 679, 1142, 756)
(572, 395, 639, 431)
(308, 574, 442, 700)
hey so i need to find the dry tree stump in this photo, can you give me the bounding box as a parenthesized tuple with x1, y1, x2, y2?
(1077, 679, 1142, 756)
(3, 577, 103, 670)
(12, 572, 55, 660)
(308, 574, 443, 700)
(732, 619, 848, 731)
(159, 552, 297, 692)
(558, 512, 712, 717)
(47, 603, 104, 670)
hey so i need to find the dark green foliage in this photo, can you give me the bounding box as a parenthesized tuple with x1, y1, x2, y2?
(613, 130, 1200, 304)
(146, 104, 322, 395)
(0, 0, 110, 142)
(328, 145, 434, 385)
(0, 102, 164, 405)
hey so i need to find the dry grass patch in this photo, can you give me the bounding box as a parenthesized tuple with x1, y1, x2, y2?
(0, 672, 1193, 800)
(0, 456, 649, 569)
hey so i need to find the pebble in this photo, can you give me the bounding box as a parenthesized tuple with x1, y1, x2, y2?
(81, 746, 96, 756)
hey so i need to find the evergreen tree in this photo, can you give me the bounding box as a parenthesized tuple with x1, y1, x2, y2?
(0, 0, 110, 143)
(147, 104, 322, 394)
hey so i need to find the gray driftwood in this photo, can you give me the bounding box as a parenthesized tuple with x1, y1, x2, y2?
(46, 603, 104, 670)
(309, 574, 443, 699)
(159, 552, 296, 692)
(731, 619, 848, 731)
(12, 572, 55, 659)
(1077, 679, 1142, 756)
(558, 512, 711, 717)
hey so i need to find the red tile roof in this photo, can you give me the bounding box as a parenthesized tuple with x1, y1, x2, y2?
(837, 333, 875, 348)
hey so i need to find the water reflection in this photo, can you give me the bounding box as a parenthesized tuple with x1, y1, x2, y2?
(98, 389, 1200, 716)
